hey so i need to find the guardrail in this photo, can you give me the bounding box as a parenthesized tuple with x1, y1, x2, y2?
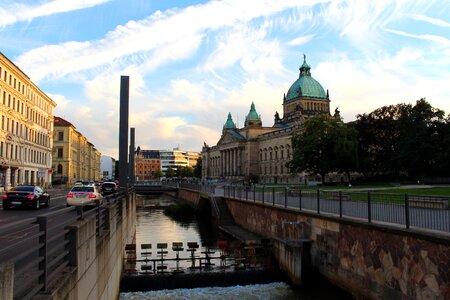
(0, 188, 133, 299)
(163, 183, 449, 233)
(223, 186, 450, 233)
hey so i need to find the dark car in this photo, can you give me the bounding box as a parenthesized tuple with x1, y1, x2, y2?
(2, 185, 50, 210)
(100, 182, 118, 196)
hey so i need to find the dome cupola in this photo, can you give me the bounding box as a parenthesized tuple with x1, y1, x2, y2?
(245, 102, 262, 127)
(285, 54, 327, 102)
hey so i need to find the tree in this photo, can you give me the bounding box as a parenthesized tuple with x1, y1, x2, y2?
(354, 99, 450, 180)
(165, 166, 175, 178)
(193, 157, 202, 178)
(354, 104, 404, 178)
(288, 114, 357, 183)
(153, 170, 163, 179)
(177, 166, 194, 178)
(333, 123, 358, 183)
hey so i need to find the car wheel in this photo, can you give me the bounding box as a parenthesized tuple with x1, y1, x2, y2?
(35, 199, 40, 209)
(3, 203, 10, 210)
(46, 198, 50, 207)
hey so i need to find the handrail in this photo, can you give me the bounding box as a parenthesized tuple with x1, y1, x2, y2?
(0, 186, 134, 299)
(168, 183, 449, 233)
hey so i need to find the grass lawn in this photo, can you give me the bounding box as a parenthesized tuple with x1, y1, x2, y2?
(250, 184, 450, 196)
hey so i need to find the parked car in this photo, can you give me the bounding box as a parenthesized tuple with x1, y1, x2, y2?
(66, 185, 103, 207)
(2, 185, 50, 210)
(100, 182, 118, 196)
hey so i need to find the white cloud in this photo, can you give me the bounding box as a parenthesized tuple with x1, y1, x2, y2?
(288, 34, 314, 46)
(411, 14, 450, 27)
(316, 53, 450, 122)
(0, 0, 111, 27)
(15, 0, 324, 82)
(386, 29, 450, 47)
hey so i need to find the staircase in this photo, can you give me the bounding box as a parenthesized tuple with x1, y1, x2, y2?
(210, 196, 260, 241)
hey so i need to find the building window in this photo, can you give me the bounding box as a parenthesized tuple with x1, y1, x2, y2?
(58, 131, 64, 141)
(57, 147, 63, 158)
(57, 164, 63, 174)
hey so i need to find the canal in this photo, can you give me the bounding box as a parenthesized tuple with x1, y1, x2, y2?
(120, 194, 353, 299)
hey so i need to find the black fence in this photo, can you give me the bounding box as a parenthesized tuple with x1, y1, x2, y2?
(220, 186, 449, 233)
(0, 188, 133, 299)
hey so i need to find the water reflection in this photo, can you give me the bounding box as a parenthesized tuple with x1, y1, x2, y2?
(125, 193, 354, 299)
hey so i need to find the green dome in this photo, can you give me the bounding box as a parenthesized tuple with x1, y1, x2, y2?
(223, 112, 236, 129)
(246, 102, 260, 121)
(285, 55, 327, 102)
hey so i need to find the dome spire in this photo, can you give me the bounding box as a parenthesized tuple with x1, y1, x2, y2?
(246, 102, 261, 121)
(223, 112, 236, 129)
(299, 53, 311, 77)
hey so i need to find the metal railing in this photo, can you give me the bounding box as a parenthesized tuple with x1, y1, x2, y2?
(0, 188, 133, 299)
(221, 186, 450, 232)
(170, 184, 449, 233)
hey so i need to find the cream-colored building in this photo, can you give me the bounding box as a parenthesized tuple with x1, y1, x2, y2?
(52, 117, 101, 185)
(202, 56, 340, 184)
(0, 52, 57, 191)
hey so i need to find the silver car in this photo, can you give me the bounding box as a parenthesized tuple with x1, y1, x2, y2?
(66, 185, 103, 207)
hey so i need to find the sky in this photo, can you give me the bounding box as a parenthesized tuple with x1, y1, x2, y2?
(1, 0, 449, 159)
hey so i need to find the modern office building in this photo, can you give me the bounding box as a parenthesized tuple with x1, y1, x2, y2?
(52, 116, 101, 185)
(134, 147, 201, 178)
(202, 55, 340, 184)
(0, 52, 57, 191)
(160, 147, 201, 175)
(100, 155, 116, 181)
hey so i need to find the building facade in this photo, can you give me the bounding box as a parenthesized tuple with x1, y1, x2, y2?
(0, 52, 57, 191)
(202, 56, 339, 184)
(134, 148, 160, 181)
(52, 116, 101, 184)
(100, 155, 116, 181)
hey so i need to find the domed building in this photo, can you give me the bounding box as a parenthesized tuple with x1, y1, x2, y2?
(202, 55, 337, 184)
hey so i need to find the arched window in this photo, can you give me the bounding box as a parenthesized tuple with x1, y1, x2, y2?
(57, 164, 63, 174)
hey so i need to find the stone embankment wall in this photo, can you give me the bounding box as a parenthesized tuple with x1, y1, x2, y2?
(177, 189, 201, 208)
(223, 198, 450, 300)
(39, 193, 136, 300)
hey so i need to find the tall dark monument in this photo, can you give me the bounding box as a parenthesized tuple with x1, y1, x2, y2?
(119, 76, 129, 188)
(129, 127, 135, 185)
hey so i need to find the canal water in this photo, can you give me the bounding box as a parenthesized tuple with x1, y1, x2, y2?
(120, 194, 353, 300)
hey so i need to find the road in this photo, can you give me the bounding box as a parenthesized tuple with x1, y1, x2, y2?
(0, 187, 71, 226)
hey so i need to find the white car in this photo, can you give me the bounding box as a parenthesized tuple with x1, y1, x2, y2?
(66, 185, 103, 207)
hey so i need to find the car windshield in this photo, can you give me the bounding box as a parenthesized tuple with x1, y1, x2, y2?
(11, 186, 34, 192)
(102, 183, 116, 188)
(71, 186, 94, 193)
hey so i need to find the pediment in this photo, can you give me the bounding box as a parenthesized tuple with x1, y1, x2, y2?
(217, 130, 245, 146)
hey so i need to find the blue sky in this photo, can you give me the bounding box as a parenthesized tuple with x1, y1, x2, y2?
(1, 0, 449, 159)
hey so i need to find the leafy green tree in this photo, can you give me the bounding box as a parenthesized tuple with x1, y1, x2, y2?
(165, 166, 175, 178)
(354, 99, 450, 180)
(397, 98, 447, 178)
(193, 157, 202, 178)
(333, 123, 358, 183)
(354, 104, 404, 178)
(177, 166, 194, 178)
(153, 170, 163, 179)
(289, 114, 357, 183)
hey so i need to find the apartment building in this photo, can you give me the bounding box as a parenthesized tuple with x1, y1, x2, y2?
(52, 116, 101, 185)
(134, 148, 160, 181)
(0, 52, 57, 191)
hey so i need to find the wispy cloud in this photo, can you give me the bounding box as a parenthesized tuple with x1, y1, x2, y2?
(0, 0, 111, 27)
(411, 14, 450, 27)
(386, 29, 450, 47)
(15, 0, 319, 82)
